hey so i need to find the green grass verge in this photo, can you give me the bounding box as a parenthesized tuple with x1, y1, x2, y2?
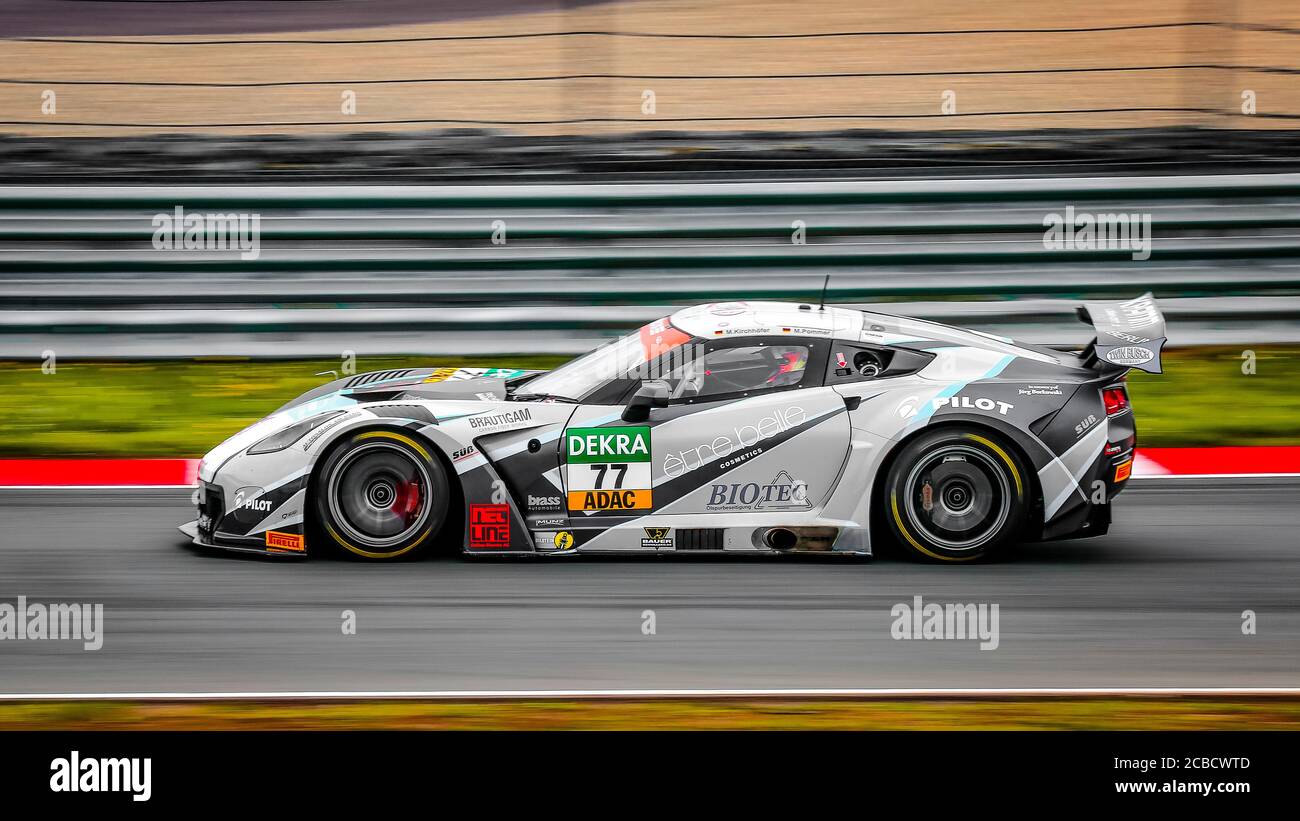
(0, 355, 566, 458)
(3, 697, 1299, 730)
(0, 346, 1293, 457)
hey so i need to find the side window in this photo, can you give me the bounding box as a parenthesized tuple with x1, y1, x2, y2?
(825, 343, 892, 385)
(662, 340, 814, 402)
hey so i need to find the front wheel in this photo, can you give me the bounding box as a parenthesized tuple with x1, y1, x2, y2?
(315, 430, 450, 560)
(883, 428, 1028, 562)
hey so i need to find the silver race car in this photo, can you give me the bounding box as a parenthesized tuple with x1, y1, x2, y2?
(180, 295, 1164, 562)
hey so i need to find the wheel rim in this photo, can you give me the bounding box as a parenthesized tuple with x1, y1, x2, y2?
(903, 444, 1010, 551)
(327, 441, 433, 551)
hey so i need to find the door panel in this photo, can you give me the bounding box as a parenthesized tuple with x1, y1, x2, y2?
(647, 386, 851, 515)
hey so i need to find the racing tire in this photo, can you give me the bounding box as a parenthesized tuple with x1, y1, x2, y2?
(883, 427, 1028, 562)
(314, 430, 450, 561)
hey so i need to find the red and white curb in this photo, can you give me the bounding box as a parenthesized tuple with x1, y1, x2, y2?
(0, 448, 1298, 488)
(1132, 447, 1300, 479)
(0, 458, 199, 489)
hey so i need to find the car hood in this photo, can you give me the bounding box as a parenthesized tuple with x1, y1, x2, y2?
(198, 367, 545, 481)
(273, 366, 544, 414)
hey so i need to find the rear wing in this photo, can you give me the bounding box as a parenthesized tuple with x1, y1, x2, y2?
(1076, 292, 1166, 374)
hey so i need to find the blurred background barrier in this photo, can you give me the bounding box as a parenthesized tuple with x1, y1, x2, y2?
(4, 128, 1300, 184)
(1, 173, 1298, 357)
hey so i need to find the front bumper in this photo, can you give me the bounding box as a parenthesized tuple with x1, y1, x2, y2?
(180, 467, 309, 558)
(179, 518, 307, 558)
(180, 481, 307, 558)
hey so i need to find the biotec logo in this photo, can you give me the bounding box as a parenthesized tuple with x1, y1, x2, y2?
(890, 595, 999, 651)
(1042, 205, 1152, 261)
(0, 597, 103, 650)
(663, 405, 806, 478)
(151, 205, 260, 260)
(50, 751, 151, 802)
(707, 470, 810, 511)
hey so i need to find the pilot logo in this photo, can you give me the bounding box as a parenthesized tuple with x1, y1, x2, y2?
(896, 395, 921, 419)
(50, 751, 151, 802)
(707, 471, 811, 512)
(641, 527, 672, 548)
(232, 487, 272, 513)
(565, 426, 653, 511)
(933, 396, 1014, 415)
(469, 504, 511, 548)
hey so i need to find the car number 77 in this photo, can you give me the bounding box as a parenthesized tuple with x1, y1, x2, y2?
(590, 463, 628, 489)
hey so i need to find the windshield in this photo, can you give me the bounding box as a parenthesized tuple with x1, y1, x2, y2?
(519, 317, 693, 401)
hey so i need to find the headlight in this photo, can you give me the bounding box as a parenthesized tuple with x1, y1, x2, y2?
(247, 411, 345, 455)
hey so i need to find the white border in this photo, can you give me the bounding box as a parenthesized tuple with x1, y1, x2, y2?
(3, 687, 1300, 700)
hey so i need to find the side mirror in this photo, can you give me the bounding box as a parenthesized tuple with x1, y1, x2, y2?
(622, 380, 670, 422)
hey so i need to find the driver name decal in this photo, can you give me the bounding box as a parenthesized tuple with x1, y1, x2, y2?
(565, 426, 653, 511)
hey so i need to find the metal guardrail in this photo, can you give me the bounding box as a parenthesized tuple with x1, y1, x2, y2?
(1, 174, 1297, 356)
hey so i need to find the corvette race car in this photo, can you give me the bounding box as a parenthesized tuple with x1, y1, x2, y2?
(179, 294, 1165, 562)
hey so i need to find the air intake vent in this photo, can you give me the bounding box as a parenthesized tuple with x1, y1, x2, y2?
(675, 528, 724, 550)
(366, 405, 437, 424)
(345, 369, 412, 388)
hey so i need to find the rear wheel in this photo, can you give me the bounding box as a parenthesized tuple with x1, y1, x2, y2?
(883, 428, 1027, 562)
(315, 430, 449, 560)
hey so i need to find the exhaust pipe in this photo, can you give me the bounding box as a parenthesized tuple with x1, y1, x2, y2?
(763, 527, 798, 551)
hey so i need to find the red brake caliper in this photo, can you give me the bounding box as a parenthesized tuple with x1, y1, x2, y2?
(392, 481, 421, 524)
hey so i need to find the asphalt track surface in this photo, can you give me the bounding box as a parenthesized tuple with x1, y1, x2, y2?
(0, 478, 1297, 695)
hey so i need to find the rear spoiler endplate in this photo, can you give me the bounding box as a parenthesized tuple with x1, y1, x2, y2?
(1076, 292, 1166, 374)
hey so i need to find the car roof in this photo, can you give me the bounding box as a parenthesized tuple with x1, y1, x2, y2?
(670, 300, 1064, 366)
(669, 301, 863, 340)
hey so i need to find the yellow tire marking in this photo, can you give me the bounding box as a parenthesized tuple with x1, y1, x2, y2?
(890, 491, 979, 563)
(327, 521, 429, 560)
(964, 433, 1023, 499)
(355, 430, 432, 461)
